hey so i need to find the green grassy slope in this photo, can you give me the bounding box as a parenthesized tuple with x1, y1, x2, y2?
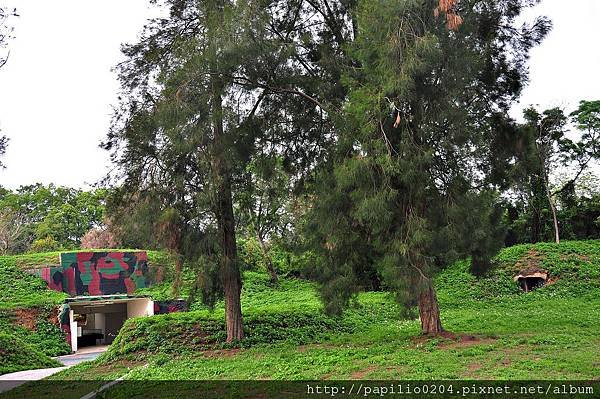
(0, 256, 67, 311)
(0, 256, 71, 361)
(28, 239, 598, 386)
(0, 333, 62, 375)
(1, 240, 598, 397)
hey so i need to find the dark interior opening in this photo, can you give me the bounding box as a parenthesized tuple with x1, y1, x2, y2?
(72, 303, 128, 348)
(518, 276, 546, 292)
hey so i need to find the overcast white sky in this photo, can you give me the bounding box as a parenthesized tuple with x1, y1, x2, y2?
(0, 0, 599, 190)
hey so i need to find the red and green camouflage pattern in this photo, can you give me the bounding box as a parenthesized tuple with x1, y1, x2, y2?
(39, 252, 150, 296)
(58, 303, 72, 345)
(154, 299, 188, 314)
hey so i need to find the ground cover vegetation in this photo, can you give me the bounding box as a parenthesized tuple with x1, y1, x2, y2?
(2, 240, 596, 395)
(0, 256, 70, 370)
(0, 333, 62, 375)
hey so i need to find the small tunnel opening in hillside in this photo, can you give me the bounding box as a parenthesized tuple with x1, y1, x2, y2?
(513, 270, 548, 292)
(66, 296, 154, 352)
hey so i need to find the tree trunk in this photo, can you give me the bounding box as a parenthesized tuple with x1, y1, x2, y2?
(536, 135, 560, 244)
(257, 234, 278, 283)
(172, 256, 183, 297)
(212, 80, 244, 342)
(221, 206, 244, 342)
(418, 283, 444, 335)
(546, 191, 560, 244)
(214, 142, 244, 343)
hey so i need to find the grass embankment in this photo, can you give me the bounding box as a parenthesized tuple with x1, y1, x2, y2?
(0, 333, 63, 375)
(0, 256, 70, 369)
(28, 239, 599, 387)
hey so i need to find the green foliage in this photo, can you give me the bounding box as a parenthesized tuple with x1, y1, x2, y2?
(437, 240, 600, 306)
(104, 307, 350, 361)
(0, 184, 108, 253)
(0, 315, 70, 357)
(0, 255, 71, 359)
(0, 333, 62, 375)
(4, 240, 599, 384)
(106, 240, 600, 362)
(0, 256, 66, 310)
(29, 236, 62, 253)
(237, 238, 264, 272)
(505, 100, 600, 246)
(104, 0, 351, 324)
(305, 0, 550, 324)
(24, 321, 71, 356)
(237, 238, 298, 275)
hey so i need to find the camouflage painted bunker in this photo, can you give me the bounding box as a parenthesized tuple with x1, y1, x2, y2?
(28, 251, 186, 352)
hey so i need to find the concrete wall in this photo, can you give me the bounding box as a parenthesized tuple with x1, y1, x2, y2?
(69, 310, 77, 352)
(95, 313, 105, 344)
(104, 310, 127, 344)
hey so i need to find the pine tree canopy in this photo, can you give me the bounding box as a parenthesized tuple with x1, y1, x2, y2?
(103, 0, 355, 340)
(304, 0, 551, 330)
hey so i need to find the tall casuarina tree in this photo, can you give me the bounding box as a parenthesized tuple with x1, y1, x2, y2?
(105, 0, 351, 341)
(305, 0, 551, 334)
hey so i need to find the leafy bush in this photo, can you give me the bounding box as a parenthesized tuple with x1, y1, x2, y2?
(0, 332, 62, 375)
(237, 237, 307, 275)
(237, 237, 264, 272)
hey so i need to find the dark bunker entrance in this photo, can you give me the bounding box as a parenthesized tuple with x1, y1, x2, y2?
(66, 296, 153, 352)
(513, 270, 548, 292)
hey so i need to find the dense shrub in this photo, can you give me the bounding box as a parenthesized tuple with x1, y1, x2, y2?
(237, 237, 312, 276)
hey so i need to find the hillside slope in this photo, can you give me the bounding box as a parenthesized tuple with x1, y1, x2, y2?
(22, 240, 597, 388)
(0, 256, 70, 366)
(1, 241, 598, 392)
(0, 333, 62, 375)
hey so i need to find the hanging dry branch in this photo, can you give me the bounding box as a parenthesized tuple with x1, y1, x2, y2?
(434, 0, 463, 31)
